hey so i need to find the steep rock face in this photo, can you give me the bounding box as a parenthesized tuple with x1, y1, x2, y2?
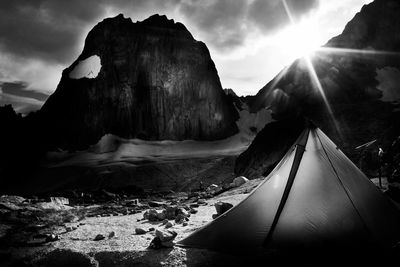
(41, 14, 238, 150)
(235, 118, 305, 179)
(239, 0, 400, 176)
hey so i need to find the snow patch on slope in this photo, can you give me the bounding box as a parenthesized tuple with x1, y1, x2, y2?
(47, 107, 273, 167)
(69, 55, 101, 79)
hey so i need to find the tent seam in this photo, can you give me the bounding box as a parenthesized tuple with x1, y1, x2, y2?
(315, 130, 374, 242)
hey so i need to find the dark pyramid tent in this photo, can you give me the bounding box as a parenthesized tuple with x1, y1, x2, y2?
(178, 127, 400, 252)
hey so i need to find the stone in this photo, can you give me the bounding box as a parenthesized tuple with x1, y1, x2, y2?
(161, 219, 169, 225)
(182, 222, 188, 226)
(165, 206, 178, 220)
(143, 209, 160, 222)
(189, 208, 198, 214)
(197, 199, 207, 205)
(126, 199, 139, 207)
(175, 214, 187, 224)
(108, 231, 115, 238)
(45, 234, 59, 242)
(165, 222, 173, 229)
(155, 229, 177, 242)
(148, 201, 165, 208)
(232, 176, 249, 188)
(215, 202, 233, 215)
(135, 228, 147, 235)
(157, 210, 166, 220)
(149, 227, 155, 232)
(94, 234, 105, 241)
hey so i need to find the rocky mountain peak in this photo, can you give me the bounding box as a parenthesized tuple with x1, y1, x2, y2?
(327, 0, 400, 51)
(40, 14, 238, 150)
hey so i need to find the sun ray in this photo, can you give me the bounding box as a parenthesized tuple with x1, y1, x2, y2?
(279, 0, 343, 138)
(318, 46, 400, 57)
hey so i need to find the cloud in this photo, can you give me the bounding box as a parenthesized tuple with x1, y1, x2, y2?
(0, 0, 319, 64)
(0, 83, 45, 114)
(0, 0, 320, 102)
(179, 0, 249, 50)
(248, 0, 319, 34)
(179, 0, 319, 51)
(0, 81, 49, 102)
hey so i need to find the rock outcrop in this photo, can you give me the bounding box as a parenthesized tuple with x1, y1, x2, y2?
(235, 118, 305, 179)
(40, 14, 238, 150)
(240, 0, 400, 176)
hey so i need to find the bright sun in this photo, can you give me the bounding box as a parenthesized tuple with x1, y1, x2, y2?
(275, 19, 324, 61)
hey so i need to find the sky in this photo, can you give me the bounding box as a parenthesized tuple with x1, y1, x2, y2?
(0, 0, 373, 114)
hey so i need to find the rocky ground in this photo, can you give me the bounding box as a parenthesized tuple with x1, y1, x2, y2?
(0, 177, 264, 267)
(1, 176, 399, 266)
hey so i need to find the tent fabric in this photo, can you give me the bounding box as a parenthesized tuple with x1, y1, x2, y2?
(177, 127, 400, 251)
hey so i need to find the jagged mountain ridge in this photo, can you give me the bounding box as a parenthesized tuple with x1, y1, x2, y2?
(40, 14, 239, 150)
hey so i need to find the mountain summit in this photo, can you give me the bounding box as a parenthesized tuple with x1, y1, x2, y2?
(40, 14, 238, 150)
(237, 0, 400, 178)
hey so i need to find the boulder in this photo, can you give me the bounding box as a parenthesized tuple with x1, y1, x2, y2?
(45, 234, 59, 242)
(143, 209, 160, 222)
(215, 202, 233, 215)
(175, 214, 188, 224)
(165, 206, 178, 220)
(197, 199, 207, 205)
(231, 176, 249, 188)
(148, 201, 166, 208)
(126, 199, 139, 207)
(135, 228, 147, 235)
(149, 230, 178, 249)
(94, 234, 105, 241)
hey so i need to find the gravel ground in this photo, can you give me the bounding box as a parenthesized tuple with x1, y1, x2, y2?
(4, 183, 262, 267)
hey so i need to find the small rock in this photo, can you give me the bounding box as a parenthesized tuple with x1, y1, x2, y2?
(45, 234, 59, 242)
(189, 203, 199, 208)
(231, 176, 249, 188)
(108, 231, 115, 238)
(94, 234, 105, 241)
(215, 201, 233, 215)
(143, 209, 160, 222)
(161, 219, 169, 225)
(149, 229, 178, 249)
(157, 210, 166, 220)
(135, 228, 147, 235)
(65, 226, 77, 232)
(175, 214, 187, 224)
(165, 222, 173, 229)
(126, 199, 139, 207)
(156, 229, 177, 242)
(149, 227, 155, 232)
(189, 208, 198, 214)
(165, 206, 177, 220)
(148, 201, 165, 207)
(197, 199, 206, 205)
(182, 222, 188, 226)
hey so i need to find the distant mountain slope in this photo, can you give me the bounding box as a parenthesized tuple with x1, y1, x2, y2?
(238, 0, 400, 178)
(40, 14, 239, 150)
